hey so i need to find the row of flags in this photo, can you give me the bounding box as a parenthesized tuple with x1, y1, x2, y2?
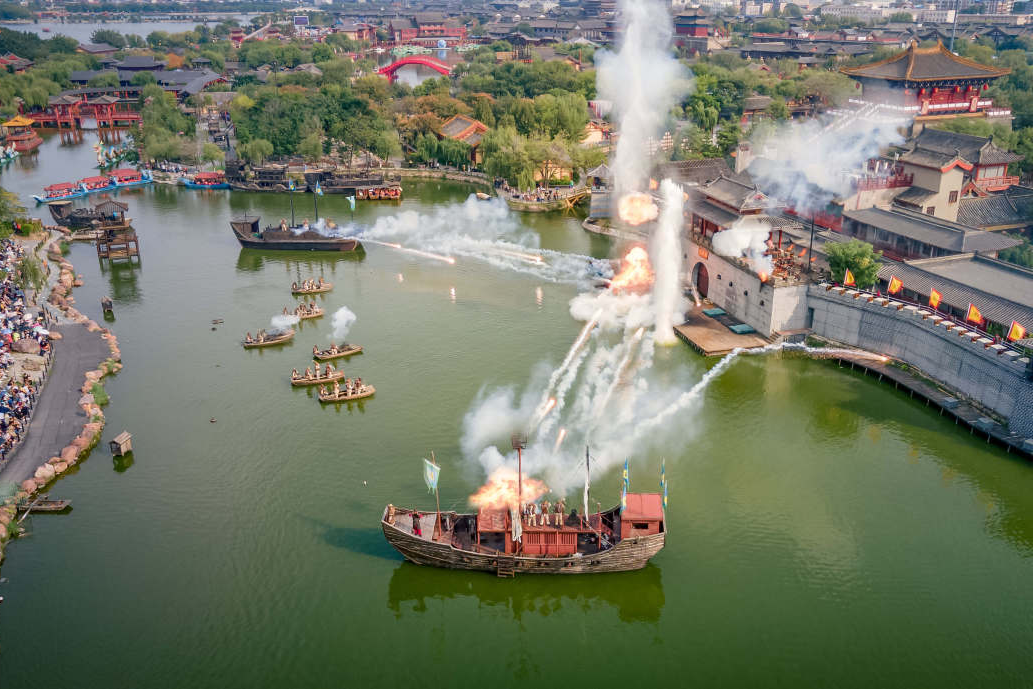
(619, 459, 669, 513)
(841, 270, 1027, 342)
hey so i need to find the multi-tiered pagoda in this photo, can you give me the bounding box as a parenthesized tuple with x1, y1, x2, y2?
(841, 41, 1011, 128)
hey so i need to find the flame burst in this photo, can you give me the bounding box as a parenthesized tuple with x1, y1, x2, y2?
(469, 467, 549, 510)
(609, 246, 655, 292)
(617, 193, 659, 226)
(758, 271, 769, 283)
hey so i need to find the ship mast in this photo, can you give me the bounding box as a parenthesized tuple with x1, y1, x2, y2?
(511, 434, 526, 554)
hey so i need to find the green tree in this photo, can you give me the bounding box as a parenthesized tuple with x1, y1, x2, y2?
(888, 11, 914, 22)
(238, 139, 274, 164)
(131, 71, 157, 86)
(826, 240, 881, 288)
(201, 143, 224, 166)
(298, 132, 323, 161)
(766, 97, 790, 121)
(88, 73, 120, 88)
(90, 29, 127, 49)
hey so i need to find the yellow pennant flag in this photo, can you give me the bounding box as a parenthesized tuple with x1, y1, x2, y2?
(887, 275, 903, 294)
(1008, 321, 1027, 342)
(929, 289, 942, 309)
(966, 303, 983, 325)
(843, 268, 856, 286)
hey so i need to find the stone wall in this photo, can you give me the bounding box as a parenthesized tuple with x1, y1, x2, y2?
(808, 284, 1033, 436)
(684, 237, 811, 336)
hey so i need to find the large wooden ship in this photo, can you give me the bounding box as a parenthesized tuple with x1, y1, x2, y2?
(303, 170, 402, 200)
(230, 215, 362, 252)
(226, 160, 290, 192)
(382, 492, 665, 576)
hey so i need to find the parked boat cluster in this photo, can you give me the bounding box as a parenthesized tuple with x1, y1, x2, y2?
(33, 169, 152, 204)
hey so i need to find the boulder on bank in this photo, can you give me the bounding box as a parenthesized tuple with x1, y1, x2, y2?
(59, 445, 79, 463)
(20, 479, 36, 494)
(54, 461, 68, 474)
(34, 464, 55, 480)
(11, 338, 40, 355)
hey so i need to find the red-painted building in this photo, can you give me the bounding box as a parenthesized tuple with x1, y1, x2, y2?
(841, 41, 1011, 126)
(674, 10, 710, 38)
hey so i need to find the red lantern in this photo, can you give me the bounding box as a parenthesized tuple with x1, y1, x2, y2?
(983, 83, 989, 90)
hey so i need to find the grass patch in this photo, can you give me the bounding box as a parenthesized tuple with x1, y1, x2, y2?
(90, 382, 109, 406)
(59, 240, 70, 255)
(805, 336, 827, 348)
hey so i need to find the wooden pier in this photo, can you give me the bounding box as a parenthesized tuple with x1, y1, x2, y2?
(674, 307, 770, 356)
(96, 223, 140, 262)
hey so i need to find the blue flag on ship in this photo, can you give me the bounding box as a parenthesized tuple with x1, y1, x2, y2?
(622, 458, 629, 492)
(663, 478, 668, 511)
(315, 181, 324, 196)
(620, 484, 627, 513)
(422, 458, 439, 494)
(660, 458, 665, 491)
(346, 195, 356, 212)
(288, 179, 296, 192)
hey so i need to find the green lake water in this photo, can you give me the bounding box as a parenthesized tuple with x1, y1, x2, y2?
(0, 134, 1031, 686)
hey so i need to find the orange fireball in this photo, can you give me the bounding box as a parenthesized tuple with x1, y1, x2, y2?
(609, 246, 655, 292)
(617, 193, 659, 226)
(469, 467, 549, 510)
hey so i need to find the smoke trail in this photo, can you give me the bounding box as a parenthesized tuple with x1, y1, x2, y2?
(349, 194, 610, 284)
(270, 313, 300, 331)
(652, 180, 685, 344)
(330, 306, 357, 341)
(596, 0, 691, 194)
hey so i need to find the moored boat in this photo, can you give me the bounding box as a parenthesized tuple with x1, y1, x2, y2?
(242, 328, 294, 348)
(80, 175, 115, 193)
(318, 383, 374, 402)
(3, 115, 42, 153)
(182, 171, 229, 190)
(290, 368, 345, 386)
(109, 168, 152, 189)
(230, 215, 363, 252)
(312, 343, 362, 361)
(34, 182, 85, 204)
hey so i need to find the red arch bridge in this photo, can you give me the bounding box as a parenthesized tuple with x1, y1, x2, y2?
(377, 56, 452, 83)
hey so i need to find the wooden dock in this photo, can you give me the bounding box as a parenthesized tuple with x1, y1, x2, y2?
(674, 308, 770, 356)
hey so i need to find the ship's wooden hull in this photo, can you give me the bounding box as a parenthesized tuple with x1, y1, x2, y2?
(292, 284, 332, 295)
(242, 329, 294, 348)
(381, 515, 665, 575)
(291, 369, 345, 386)
(296, 308, 323, 320)
(318, 385, 375, 402)
(313, 345, 362, 360)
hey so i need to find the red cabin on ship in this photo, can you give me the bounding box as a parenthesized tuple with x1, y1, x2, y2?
(80, 175, 113, 191)
(110, 168, 142, 184)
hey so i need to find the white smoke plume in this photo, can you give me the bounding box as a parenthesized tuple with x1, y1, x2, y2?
(712, 216, 774, 276)
(652, 180, 685, 344)
(270, 313, 300, 332)
(746, 108, 909, 211)
(330, 306, 357, 341)
(596, 0, 692, 194)
(351, 195, 611, 285)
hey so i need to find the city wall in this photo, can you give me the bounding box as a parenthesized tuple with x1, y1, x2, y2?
(808, 285, 1033, 436)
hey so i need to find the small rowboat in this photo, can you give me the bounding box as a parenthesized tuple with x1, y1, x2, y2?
(291, 282, 333, 295)
(475, 192, 491, 200)
(291, 369, 346, 386)
(313, 343, 362, 361)
(319, 384, 375, 402)
(296, 306, 324, 320)
(242, 329, 295, 348)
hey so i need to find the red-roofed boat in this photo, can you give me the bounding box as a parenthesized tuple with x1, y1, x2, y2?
(109, 168, 152, 189)
(182, 171, 229, 190)
(80, 175, 115, 193)
(382, 490, 666, 576)
(33, 182, 86, 203)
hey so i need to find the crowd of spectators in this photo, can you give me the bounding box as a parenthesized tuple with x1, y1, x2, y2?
(0, 238, 51, 466)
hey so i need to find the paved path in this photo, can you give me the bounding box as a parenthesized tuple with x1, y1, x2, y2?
(0, 322, 109, 486)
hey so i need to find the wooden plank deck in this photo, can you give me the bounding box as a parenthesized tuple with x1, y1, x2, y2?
(674, 308, 770, 356)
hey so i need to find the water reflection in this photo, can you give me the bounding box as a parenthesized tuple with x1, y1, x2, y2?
(387, 561, 664, 624)
(235, 248, 364, 274)
(98, 258, 141, 304)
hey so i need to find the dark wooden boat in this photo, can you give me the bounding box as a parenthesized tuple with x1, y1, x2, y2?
(303, 170, 402, 199)
(231, 215, 362, 252)
(228, 163, 290, 192)
(381, 493, 665, 576)
(312, 343, 362, 361)
(318, 384, 375, 402)
(290, 368, 345, 386)
(50, 199, 129, 230)
(291, 281, 333, 295)
(18, 497, 71, 513)
(242, 328, 294, 348)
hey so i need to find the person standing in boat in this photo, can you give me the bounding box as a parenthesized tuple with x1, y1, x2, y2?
(313, 345, 319, 357)
(554, 499, 565, 528)
(541, 498, 552, 526)
(246, 332, 253, 344)
(412, 511, 422, 537)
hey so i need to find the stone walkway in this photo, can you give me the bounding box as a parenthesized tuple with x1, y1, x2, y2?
(0, 322, 109, 485)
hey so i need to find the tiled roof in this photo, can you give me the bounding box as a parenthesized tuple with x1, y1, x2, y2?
(914, 128, 1022, 166)
(654, 158, 729, 186)
(841, 40, 1009, 81)
(844, 207, 1021, 253)
(957, 187, 1033, 230)
(877, 253, 1033, 326)
(701, 173, 770, 212)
